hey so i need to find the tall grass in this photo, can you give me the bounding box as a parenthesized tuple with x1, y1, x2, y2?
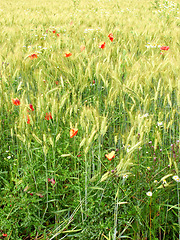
(0, 0, 180, 239)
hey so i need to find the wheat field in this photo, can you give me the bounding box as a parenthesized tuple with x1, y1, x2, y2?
(0, 0, 180, 239)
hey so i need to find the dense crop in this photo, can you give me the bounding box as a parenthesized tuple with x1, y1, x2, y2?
(0, 0, 180, 239)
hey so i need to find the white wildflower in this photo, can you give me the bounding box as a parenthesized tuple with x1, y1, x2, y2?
(157, 122, 163, 126)
(172, 175, 180, 183)
(146, 191, 152, 197)
(123, 174, 128, 179)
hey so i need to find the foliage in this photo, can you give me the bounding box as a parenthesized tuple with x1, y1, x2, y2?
(0, 0, 180, 239)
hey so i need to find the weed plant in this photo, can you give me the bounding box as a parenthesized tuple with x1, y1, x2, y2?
(0, 0, 180, 239)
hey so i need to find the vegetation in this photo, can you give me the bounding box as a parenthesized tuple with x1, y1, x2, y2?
(0, 0, 180, 239)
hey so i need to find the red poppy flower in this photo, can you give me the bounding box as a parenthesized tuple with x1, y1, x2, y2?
(65, 52, 72, 57)
(53, 30, 56, 33)
(160, 46, 169, 51)
(70, 128, 78, 138)
(2, 234, 7, 237)
(27, 115, 30, 124)
(12, 98, 20, 106)
(45, 112, 52, 120)
(108, 33, 113, 42)
(80, 45, 85, 52)
(29, 193, 33, 196)
(105, 151, 115, 161)
(48, 178, 55, 185)
(99, 42, 106, 49)
(29, 104, 34, 111)
(57, 33, 60, 37)
(29, 53, 38, 60)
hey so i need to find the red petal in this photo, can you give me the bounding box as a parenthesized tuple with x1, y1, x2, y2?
(70, 128, 78, 138)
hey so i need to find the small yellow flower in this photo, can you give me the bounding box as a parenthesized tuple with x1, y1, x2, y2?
(147, 167, 151, 170)
(162, 179, 167, 184)
(154, 180, 158, 183)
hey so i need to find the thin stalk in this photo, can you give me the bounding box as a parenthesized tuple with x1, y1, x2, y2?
(78, 147, 84, 222)
(98, 135, 101, 173)
(114, 194, 118, 240)
(149, 196, 152, 240)
(52, 147, 57, 224)
(42, 146, 48, 220)
(85, 154, 87, 213)
(92, 148, 95, 178)
(177, 182, 180, 239)
(79, 189, 84, 222)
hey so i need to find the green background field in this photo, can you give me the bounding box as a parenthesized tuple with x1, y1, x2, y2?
(0, 0, 180, 239)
